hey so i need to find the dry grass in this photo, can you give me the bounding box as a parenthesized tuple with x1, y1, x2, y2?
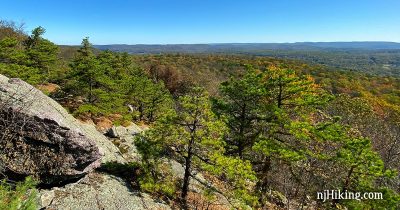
(36, 83, 60, 94)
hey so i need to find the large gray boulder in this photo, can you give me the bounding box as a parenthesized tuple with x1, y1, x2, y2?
(0, 75, 124, 184)
(39, 172, 171, 210)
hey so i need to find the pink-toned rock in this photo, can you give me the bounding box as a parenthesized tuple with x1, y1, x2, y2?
(0, 75, 103, 184)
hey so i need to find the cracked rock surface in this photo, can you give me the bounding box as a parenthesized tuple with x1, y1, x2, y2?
(0, 75, 120, 184)
(39, 172, 171, 210)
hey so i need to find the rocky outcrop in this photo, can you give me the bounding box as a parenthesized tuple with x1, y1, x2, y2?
(39, 172, 171, 210)
(0, 75, 123, 184)
(106, 124, 142, 138)
(0, 74, 237, 209)
(79, 123, 127, 164)
(0, 75, 176, 209)
(106, 125, 142, 162)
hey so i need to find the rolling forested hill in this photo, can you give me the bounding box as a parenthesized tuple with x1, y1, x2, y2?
(95, 42, 400, 77)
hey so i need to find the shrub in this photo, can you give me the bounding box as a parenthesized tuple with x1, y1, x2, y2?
(0, 176, 37, 210)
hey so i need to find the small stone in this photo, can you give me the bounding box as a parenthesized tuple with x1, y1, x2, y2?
(40, 190, 55, 207)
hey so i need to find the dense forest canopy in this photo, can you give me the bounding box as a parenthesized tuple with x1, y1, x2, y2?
(1, 21, 400, 209)
(95, 43, 400, 77)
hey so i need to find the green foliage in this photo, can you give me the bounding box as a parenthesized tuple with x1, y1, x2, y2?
(73, 104, 104, 118)
(212, 64, 399, 208)
(136, 87, 257, 208)
(24, 26, 58, 81)
(101, 161, 177, 198)
(0, 177, 37, 210)
(100, 161, 141, 177)
(0, 37, 27, 64)
(67, 37, 100, 104)
(202, 153, 258, 205)
(213, 65, 329, 159)
(132, 54, 400, 110)
(137, 161, 178, 198)
(212, 66, 267, 158)
(64, 38, 171, 123)
(325, 123, 399, 209)
(123, 75, 172, 122)
(64, 38, 173, 122)
(134, 133, 178, 198)
(0, 25, 58, 84)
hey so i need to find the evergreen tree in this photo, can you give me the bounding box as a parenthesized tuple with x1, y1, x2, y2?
(0, 26, 58, 84)
(24, 26, 58, 81)
(0, 37, 37, 83)
(122, 70, 172, 122)
(213, 65, 398, 208)
(213, 65, 328, 159)
(269, 119, 400, 209)
(68, 37, 101, 105)
(212, 66, 268, 158)
(137, 87, 257, 209)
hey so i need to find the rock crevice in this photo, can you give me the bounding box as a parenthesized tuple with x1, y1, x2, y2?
(0, 75, 104, 184)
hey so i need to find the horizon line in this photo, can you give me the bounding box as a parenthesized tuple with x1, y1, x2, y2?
(58, 41, 400, 46)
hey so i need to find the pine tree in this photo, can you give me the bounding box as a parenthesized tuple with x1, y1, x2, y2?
(0, 37, 37, 82)
(212, 66, 268, 158)
(0, 26, 58, 84)
(213, 65, 339, 206)
(24, 26, 58, 81)
(137, 87, 257, 209)
(68, 37, 101, 105)
(213, 65, 328, 159)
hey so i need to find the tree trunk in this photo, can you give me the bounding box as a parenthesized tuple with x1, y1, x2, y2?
(181, 121, 197, 209)
(238, 103, 247, 159)
(277, 77, 283, 108)
(89, 81, 93, 104)
(181, 144, 193, 209)
(138, 103, 144, 121)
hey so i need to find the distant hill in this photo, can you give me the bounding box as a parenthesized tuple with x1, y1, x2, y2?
(293, 42, 400, 50)
(94, 42, 400, 54)
(94, 42, 400, 77)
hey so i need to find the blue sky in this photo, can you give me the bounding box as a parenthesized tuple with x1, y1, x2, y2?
(1, 0, 399, 44)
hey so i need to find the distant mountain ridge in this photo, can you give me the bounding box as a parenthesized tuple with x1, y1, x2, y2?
(94, 42, 400, 54)
(90, 42, 400, 77)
